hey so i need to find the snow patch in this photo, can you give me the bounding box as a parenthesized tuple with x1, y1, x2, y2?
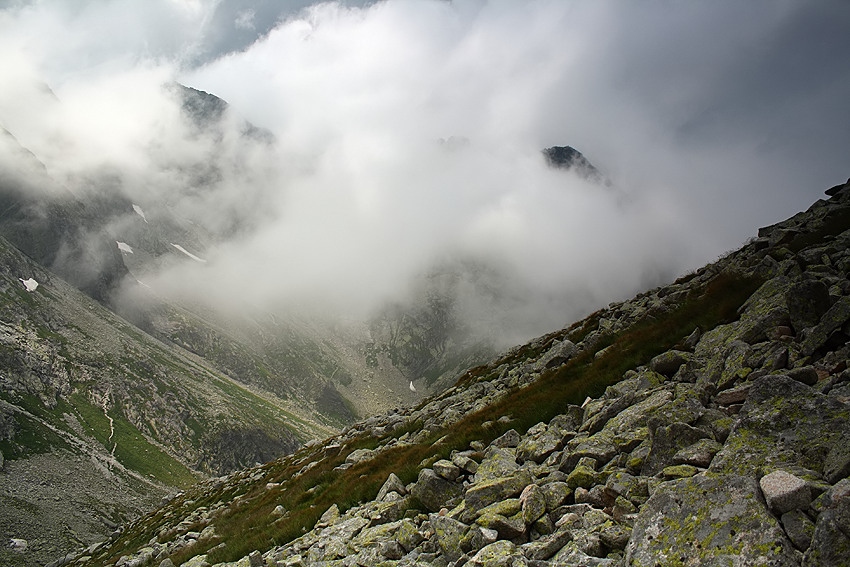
(171, 244, 207, 263)
(132, 204, 148, 223)
(116, 241, 133, 254)
(409, 381, 416, 392)
(19, 278, 38, 292)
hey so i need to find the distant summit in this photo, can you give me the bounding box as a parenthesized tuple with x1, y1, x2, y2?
(543, 145, 608, 185)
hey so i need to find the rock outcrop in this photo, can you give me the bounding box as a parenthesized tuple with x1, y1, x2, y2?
(62, 180, 850, 567)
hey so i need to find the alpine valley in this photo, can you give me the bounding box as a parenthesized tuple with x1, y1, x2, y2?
(1, 83, 849, 567)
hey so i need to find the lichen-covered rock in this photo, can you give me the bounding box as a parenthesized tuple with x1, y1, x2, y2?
(780, 509, 815, 551)
(641, 422, 709, 476)
(395, 518, 425, 552)
(516, 424, 564, 464)
(465, 471, 533, 511)
(672, 437, 723, 468)
(519, 484, 546, 525)
(649, 350, 691, 378)
(520, 526, 573, 560)
(735, 276, 794, 344)
(661, 464, 700, 479)
(475, 447, 521, 481)
(803, 479, 850, 566)
(626, 473, 798, 567)
(561, 431, 618, 471)
(787, 277, 832, 333)
(411, 468, 463, 512)
(711, 374, 850, 479)
(824, 438, 850, 484)
(540, 481, 571, 511)
(801, 295, 850, 356)
(467, 540, 528, 567)
(430, 514, 469, 561)
(566, 463, 599, 490)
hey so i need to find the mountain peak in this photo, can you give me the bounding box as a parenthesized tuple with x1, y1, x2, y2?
(543, 145, 608, 185)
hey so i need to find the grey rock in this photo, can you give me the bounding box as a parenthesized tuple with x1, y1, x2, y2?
(672, 438, 723, 468)
(711, 374, 850, 479)
(760, 470, 812, 515)
(248, 550, 264, 567)
(787, 277, 832, 333)
(649, 350, 691, 378)
(431, 514, 469, 561)
(787, 365, 819, 386)
(683, 327, 702, 351)
(550, 547, 615, 566)
(626, 474, 798, 566)
(467, 540, 528, 567)
(803, 479, 850, 566)
(534, 340, 576, 370)
(780, 509, 815, 551)
(465, 471, 534, 511)
(376, 472, 407, 501)
(491, 429, 521, 448)
(520, 527, 573, 560)
(411, 469, 463, 513)
(715, 383, 751, 406)
(641, 422, 709, 477)
(345, 448, 375, 465)
(433, 459, 462, 482)
(801, 295, 850, 356)
(598, 523, 631, 550)
(476, 510, 526, 540)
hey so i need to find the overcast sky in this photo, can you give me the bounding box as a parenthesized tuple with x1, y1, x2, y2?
(1, 0, 849, 341)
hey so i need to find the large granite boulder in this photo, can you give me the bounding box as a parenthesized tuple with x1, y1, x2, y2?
(411, 468, 463, 512)
(711, 374, 850, 479)
(626, 473, 798, 566)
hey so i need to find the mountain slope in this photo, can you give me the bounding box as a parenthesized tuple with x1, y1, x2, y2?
(69, 178, 850, 567)
(0, 233, 335, 567)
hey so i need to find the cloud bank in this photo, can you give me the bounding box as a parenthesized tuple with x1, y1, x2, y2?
(1, 0, 849, 343)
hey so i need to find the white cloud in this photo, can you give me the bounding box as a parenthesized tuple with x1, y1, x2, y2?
(1, 0, 849, 342)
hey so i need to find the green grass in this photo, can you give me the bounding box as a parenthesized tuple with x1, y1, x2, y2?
(69, 392, 199, 487)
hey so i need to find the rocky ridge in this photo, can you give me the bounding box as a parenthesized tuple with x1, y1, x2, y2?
(56, 182, 850, 567)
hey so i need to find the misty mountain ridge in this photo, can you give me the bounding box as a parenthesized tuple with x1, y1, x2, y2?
(0, 79, 687, 566)
(51, 178, 850, 567)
